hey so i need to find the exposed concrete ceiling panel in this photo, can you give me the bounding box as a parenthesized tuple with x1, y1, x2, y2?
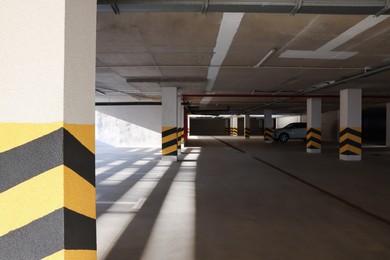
(96, 11, 390, 112)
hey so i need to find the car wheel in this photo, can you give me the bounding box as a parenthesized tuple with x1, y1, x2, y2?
(279, 133, 289, 143)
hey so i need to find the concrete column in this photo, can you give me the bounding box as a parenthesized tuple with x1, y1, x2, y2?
(339, 89, 362, 161)
(387, 103, 390, 147)
(188, 115, 191, 136)
(306, 98, 322, 153)
(231, 115, 238, 136)
(244, 114, 251, 139)
(264, 109, 273, 143)
(0, 1, 96, 259)
(225, 118, 230, 135)
(177, 97, 182, 155)
(162, 87, 178, 161)
(178, 98, 184, 149)
(184, 108, 188, 142)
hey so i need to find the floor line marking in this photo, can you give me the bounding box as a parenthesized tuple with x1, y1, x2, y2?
(212, 136, 390, 228)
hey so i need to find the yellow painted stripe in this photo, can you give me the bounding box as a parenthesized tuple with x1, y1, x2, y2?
(340, 144, 362, 155)
(340, 133, 361, 143)
(0, 166, 96, 236)
(162, 145, 177, 155)
(307, 132, 321, 140)
(43, 249, 96, 260)
(162, 126, 175, 132)
(307, 141, 321, 148)
(0, 122, 62, 153)
(65, 123, 95, 154)
(64, 166, 96, 219)
(0, 166, 63, 236)
(162, 132, 177, 143)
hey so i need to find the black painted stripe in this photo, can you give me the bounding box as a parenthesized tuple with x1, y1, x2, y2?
(64, 208, 96, 250)
(64, 129, 95, 187)
(340, 139, 361, 148)
(164, 150, 178, 156)
(162, 139, 177, 149)
(307, 128, 321, 135)
(0, 208, 96, 260)
(0, 128, 95, 193)
(307, 145, 320, 149)
(0, 129, 63, 193)
(340, 128, 361, 137)
(307, 136, 322, 144)
(340, 150, 360, 155)
(162, 127, 177, 137)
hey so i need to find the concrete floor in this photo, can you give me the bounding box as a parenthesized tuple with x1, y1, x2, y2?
(96, 136, 390, 260)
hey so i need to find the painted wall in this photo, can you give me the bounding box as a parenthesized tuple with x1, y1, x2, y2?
(96, 105, 162, 148)
(276, 116, 302, 129)
(190, 118, 226, 135)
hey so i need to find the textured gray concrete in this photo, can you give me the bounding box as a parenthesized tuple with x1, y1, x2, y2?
(96, 137, 390, 260)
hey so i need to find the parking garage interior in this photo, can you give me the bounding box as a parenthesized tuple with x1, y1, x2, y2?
(1, 1, 390, 260)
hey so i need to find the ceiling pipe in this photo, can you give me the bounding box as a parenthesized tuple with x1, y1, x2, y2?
(97, 0, 390, 15)
(253, 49, 276, 68)
(182, 93, 390, 99)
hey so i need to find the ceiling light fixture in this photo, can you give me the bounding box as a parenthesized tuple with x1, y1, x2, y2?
(253, 48, 276, 68)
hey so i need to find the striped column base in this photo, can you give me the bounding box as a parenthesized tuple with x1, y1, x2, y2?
(176, 127, 182, 155)
(0, 122, 96, 259)
(244, 128, 250, 139)
(162, 126, 177, 161)
(224, 127, 230, 135)
(306, 128, 321, 153)
(231, 127, 238, 136)
(340, 127, 361, 161)
(264, 128, 273, 143)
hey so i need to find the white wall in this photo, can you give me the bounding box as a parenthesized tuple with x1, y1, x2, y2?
(96, 105, 161, 148)
(276, 116, 301, 129)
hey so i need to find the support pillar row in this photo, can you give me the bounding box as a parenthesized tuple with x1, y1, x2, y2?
(0, 1, 97, 259)
(339, 89, 362, 161)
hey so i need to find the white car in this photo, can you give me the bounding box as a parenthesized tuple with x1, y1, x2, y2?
(273, 122, 307, 142)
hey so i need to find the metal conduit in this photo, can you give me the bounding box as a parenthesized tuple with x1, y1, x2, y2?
(97, 0, 390, 15)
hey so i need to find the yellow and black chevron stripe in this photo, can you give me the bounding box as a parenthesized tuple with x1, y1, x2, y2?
(306, 128, 321, 149)
(0, 122, 96, 259)
(177, 127, 184, 147)
(180, 128, 184, 145)
(231, 127, 238, 136)
(162, 126, 178, 156)
(244, 128, 250, 139)
(264, 128, 273, 141)
(224, 127, 229, 135)
(340, 127, 361, 156)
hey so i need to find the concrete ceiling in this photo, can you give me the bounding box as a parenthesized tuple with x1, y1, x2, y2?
(95, 2, 390, 114)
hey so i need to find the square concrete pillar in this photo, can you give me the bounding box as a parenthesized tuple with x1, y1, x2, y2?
(231, 115, 238, 136)
(162, 87, 178, 161)
(307, 98, 322, 153)
(0, 1, 97, 259)
(339, 89, 362, 161)
(264, 109, 273, 143)
(244, 114, 251, 139)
